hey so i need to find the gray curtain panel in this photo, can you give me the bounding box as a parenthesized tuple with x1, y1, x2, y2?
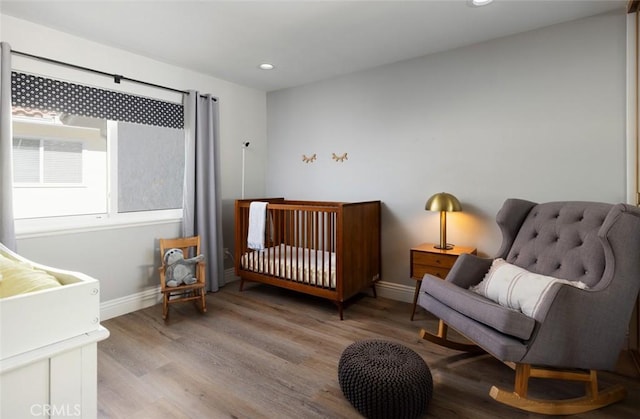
(0, 42, 16, 251)
(183, 91, 224, 291)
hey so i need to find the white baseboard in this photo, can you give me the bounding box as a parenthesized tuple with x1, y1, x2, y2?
(375, 280, 415, 303)
(224, 267, 239, 285)
(100, 286, 161, 321)
(223, 271, 413, 303)
(100, 275, 414, 321)
(100, 268, 239, 321)
(222, 272, 414, 303)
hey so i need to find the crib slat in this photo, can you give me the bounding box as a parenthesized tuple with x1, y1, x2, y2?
(314, 211, 318, 287)
(295, 209, 300, 281)
(303, 210, 308, 283)
(321, 211, 325, 288)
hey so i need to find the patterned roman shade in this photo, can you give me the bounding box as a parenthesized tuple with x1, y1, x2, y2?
(11, 71, 183, 129)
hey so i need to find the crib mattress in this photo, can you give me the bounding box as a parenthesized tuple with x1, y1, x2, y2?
(241, 244, 336, 288)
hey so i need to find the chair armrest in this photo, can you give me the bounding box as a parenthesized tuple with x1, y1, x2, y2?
(444, 254, 493, 289)
(524, 284, 614, 368)
(526, 204, 640, 370)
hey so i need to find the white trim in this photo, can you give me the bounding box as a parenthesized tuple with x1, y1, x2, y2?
(221, 274, 415, 302)
(627, 12, 638, 205)
(220, 271, 414, 303)
(99, 269, 239, 321)
(224, 267, 239, 285)
(100, 287, 161, 321)
(16, 216, 181, 239)
(98, 276, 415, 321)
(107, 120, 117, 214)
(375, 280, 414, 304)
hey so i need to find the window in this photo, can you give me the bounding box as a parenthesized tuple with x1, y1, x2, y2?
(12, 109, 184, 229)
(12, 111, 108, 219)
(10, 71, 186, 233)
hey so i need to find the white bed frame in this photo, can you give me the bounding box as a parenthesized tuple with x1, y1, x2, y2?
(0, 242, 109, 419)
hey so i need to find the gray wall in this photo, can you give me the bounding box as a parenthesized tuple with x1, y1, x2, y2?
(16, 222, 181, 302)
(266, 11, 627, 289)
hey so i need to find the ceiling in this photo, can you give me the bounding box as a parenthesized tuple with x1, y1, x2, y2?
(0, 0, 627, 92)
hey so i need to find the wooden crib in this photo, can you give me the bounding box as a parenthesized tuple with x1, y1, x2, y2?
(234, 198, 381, 319)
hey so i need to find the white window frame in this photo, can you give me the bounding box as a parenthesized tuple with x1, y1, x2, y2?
(15, 120, 183, 238)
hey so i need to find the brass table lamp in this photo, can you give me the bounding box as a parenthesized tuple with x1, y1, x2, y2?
(425, 192, 461, 250)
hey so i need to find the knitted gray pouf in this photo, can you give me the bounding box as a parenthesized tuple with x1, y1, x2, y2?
(338, 339, 433, 419)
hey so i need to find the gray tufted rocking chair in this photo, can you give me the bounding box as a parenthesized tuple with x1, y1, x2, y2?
(417, 199, 640, 415)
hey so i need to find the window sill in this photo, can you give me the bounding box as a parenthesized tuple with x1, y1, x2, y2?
(16, 210, 182, 239)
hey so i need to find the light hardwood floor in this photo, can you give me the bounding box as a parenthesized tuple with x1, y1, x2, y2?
(98, 283, 640, 418)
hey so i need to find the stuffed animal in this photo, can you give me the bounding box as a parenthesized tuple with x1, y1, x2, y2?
(163, 248, 205, 287)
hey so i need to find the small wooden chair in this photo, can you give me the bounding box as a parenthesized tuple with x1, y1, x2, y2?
(159, 236, 207, 321)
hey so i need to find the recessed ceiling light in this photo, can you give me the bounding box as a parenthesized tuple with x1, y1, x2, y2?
(259, 63, 275, 70)
(470, 0, 494, 6)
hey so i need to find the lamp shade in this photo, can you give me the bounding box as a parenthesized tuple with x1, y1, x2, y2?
(425, 192, 462, 213)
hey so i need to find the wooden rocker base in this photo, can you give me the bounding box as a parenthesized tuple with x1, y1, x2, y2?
(419, 320, 483, 353)
(490, 384, 626, 415)
(419, 320, 627, 415)
(490, 363, 626, 415)
(162, 288, 207, 321)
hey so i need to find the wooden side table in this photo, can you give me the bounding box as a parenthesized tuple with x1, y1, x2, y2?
(410, 243, 477, 320)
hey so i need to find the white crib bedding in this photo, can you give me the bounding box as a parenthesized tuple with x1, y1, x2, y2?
(241, 244, 336, 289)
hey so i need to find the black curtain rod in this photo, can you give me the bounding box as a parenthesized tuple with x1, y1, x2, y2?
(12, 49, 190, 96)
